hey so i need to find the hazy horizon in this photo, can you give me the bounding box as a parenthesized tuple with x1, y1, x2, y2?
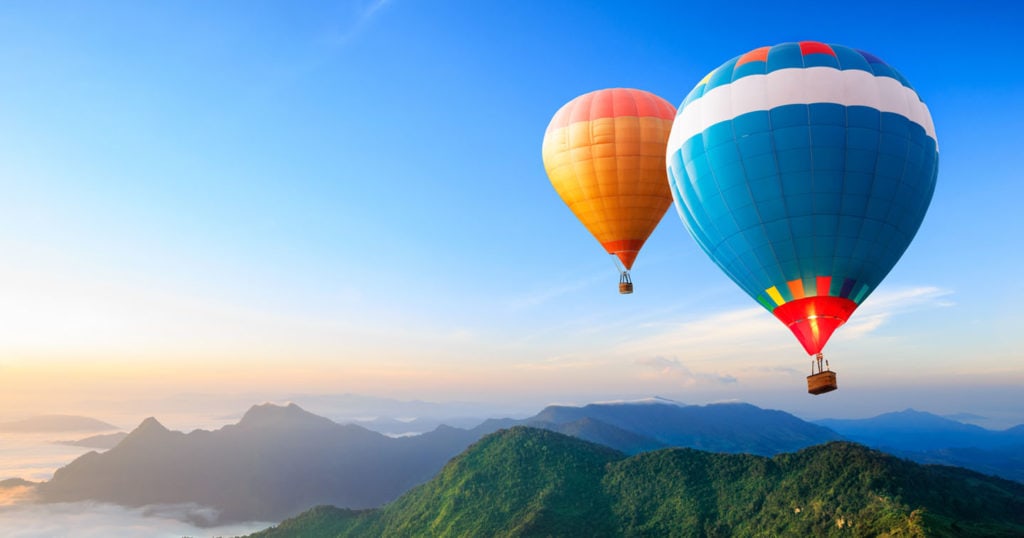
(6, 387, 1024, 437)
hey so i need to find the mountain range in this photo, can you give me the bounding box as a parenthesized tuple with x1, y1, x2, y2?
(37, 403, 481, 524)
(251, 427, 1024, 537)
(816, 408, 1024, 483)
(505, 398, 843, 455)
(26, 399, 1024, 527)
(31, 399, 840, 524)
(816, 409, 1024, 451)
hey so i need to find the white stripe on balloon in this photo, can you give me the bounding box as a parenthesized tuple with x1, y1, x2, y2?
(666, 66, 938, 164)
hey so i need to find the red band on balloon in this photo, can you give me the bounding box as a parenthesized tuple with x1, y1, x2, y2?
(772, 296, 858, 355)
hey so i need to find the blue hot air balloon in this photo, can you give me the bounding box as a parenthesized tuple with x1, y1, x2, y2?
(666, 42, 938, 394)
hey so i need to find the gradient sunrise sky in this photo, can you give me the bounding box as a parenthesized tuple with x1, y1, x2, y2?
(1, 1, 1021, 425)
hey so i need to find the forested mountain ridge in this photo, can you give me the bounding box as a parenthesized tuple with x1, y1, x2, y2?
(252, 427, 1024, 537)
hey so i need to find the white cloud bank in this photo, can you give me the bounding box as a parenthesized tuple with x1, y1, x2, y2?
(0, 501, 271, 538)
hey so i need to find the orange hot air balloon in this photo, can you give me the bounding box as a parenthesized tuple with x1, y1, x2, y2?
(542, 88, 677, 294)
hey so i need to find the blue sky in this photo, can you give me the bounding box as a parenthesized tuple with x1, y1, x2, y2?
(0, 1, 1021, 424)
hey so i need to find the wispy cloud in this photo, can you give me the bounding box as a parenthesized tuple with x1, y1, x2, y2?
(506, 272, 606, 311)
(614, 306, 790, 361)
(635, 356, 737, 386)
(751, 365, 803, 376)
(323, 0, 393, 47)
(838, 285, 953, 340)
(512, 352, 621, 372)
(616, 285, 954, 357)
(859, 286, 955, 313)
(239, 0, 394, 105)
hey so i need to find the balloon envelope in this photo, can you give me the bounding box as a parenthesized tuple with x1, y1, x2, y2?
(543, 88, 676, 270)
(666, 42, 938, 354)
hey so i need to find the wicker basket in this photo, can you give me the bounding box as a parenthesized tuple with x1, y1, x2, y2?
(619, 282, 634, 294)
(807, 371, 838, 395)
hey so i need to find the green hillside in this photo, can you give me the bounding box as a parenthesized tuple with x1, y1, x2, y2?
(250, 427, 1024, 537)
(604, 442, 1024, 536)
